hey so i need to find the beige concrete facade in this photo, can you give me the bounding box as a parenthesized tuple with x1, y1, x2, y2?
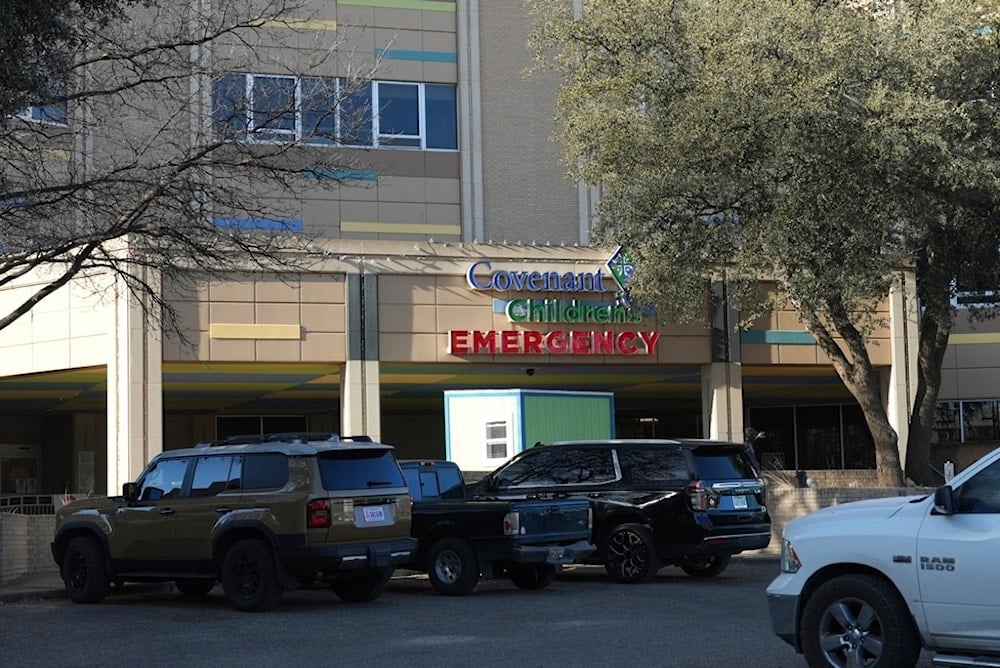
(0, 0, 980, 500)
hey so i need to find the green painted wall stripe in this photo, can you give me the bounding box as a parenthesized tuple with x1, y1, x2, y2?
(338, 0, 456, 11)
(741, 330, 816, 345)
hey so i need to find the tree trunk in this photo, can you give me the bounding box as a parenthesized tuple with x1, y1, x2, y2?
(905, 274, 953, 486)
(800, 300, 905, 487)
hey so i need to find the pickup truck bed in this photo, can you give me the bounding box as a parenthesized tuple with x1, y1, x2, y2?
(399, 459, 594, 595)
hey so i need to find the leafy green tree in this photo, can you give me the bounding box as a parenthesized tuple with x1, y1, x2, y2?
(529, 0, 1000, 485)
(0, 0, 132, 118)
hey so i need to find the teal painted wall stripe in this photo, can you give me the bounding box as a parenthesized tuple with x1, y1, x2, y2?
(376, 48, 457, 63)
(741, 330, 816, 345)
(302, 167, 378, 182)
(338, 0, 456, 11)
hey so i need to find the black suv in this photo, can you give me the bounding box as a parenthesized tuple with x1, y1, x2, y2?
(467, 439, 770, 584)
(52, 433, 415, 611)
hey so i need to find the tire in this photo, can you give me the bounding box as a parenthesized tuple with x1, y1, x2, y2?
(332, 573, 387, 603)
(175, 578, 216, 596)
(61, 536, 111, 604)
(801, 573, 920, 668)
(603, 524, 660, 584)
(427, 537, 480, 596)
(509, 564, 557, 590)
(679, 554, 731, 578)
(221, 538, 283, 612)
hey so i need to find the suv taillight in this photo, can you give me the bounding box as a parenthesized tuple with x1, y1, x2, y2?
(307, 499, 331, 528)
(687, 481, 708, 511)
(503, 511, 521, 536)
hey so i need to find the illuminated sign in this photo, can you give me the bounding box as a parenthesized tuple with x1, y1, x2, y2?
(505, 298, 644, 324)
(450, 247, 658, 357)
(466, 260, 607, 293)
(449, 330, 660, 356)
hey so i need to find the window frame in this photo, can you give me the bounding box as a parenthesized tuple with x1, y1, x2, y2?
(213, 73, 457, 151)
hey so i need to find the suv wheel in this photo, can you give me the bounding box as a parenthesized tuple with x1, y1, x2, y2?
(62, 536, 110, 604)
(221, 538, 283, 612)
(679, 554, 731, 578)
(175, 578, 216, 596)
(801, 573, 919, 668)
(509, 564, 556, 590)
(604, 524, 660, 584)
(332, 572, 389, 603)
(428, 536, 480, 596)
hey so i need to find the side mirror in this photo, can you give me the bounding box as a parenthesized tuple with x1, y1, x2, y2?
(933, 485, 955, 515)
(122, 482, 137, 503)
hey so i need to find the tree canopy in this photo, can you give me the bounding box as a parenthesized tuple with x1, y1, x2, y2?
(529, 0, 1000, 485)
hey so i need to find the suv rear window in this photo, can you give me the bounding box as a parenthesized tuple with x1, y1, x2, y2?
(692, 448, 760, 480)
(318, 449, 405, 491)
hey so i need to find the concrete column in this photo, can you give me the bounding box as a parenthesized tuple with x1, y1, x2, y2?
(341, 359, 382, 441)
(885, 268, 920, 468)
(701, 362, 744, 442)
(341, 273, 381, 441)
(106, 268, 163, 495)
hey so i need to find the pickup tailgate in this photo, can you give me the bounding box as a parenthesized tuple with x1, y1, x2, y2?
(512, 499, 591, 543)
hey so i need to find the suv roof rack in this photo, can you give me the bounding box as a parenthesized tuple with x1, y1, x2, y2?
(194, 433, 373, 448)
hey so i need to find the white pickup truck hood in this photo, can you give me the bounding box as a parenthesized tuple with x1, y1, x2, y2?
(787, 494, 927, 532)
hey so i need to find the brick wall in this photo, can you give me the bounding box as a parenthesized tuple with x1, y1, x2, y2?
(761, 484, 935, 555)
(0, 514, 57, 585)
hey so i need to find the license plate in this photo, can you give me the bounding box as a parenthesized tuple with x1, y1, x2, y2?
(732, 495, 748, 510)
(362, 505, 386, 523)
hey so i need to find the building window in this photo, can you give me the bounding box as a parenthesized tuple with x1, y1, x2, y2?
(17, 102, 68, 126)
(216, 415, 309, 440)
(212, 74, 457, 150)
(485, 420, 509, 459)
(933, 400, 1000, 443)
(746, 403, 875, 470)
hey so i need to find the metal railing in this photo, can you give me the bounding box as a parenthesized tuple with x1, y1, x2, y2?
(0, 495, 56, 515)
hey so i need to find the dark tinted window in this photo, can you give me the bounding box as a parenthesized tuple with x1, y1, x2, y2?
(242, 453, 289, 489)
(191, 455, 235, 497)
(496, 446, 615, 487)
(437, 465, 465, 499)
(692, 447, 760, 480)
(618, 447, 689, 482)
(317, 449, 405, 491)
(137, 457, 190, 502)
(957, 459, 1000, 513)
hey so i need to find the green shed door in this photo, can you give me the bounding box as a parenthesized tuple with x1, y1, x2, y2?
(522, 394, 614, 446)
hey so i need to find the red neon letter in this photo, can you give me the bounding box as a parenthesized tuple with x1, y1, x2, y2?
(570, 330, 592, 355)
(501, 330, 521, 354)
(472, 330, 497, 354)
(617, 331, 638, 355)
(523, 330, 543, 354)
(449, 330, 469, 355)
(546, 330, 568, 354)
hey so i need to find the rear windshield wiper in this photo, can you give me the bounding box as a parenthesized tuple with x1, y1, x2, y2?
(367, 480, 394, 487)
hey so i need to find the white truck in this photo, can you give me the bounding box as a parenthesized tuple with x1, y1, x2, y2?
(767, 446, 1000, 668)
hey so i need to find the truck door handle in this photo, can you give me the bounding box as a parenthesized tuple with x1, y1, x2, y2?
(158, 508, 174, 515)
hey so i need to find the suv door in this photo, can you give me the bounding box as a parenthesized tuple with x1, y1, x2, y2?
(114, 456, 191, 561)
(174, 454, 242, 563)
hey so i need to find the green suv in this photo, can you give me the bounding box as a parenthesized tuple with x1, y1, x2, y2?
(50, 433, 416, 611)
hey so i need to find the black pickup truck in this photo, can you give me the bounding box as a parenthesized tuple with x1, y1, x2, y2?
(398, 459, 595, 596)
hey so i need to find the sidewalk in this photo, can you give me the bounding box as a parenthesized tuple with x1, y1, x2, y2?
(0, 571, 66, 603)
